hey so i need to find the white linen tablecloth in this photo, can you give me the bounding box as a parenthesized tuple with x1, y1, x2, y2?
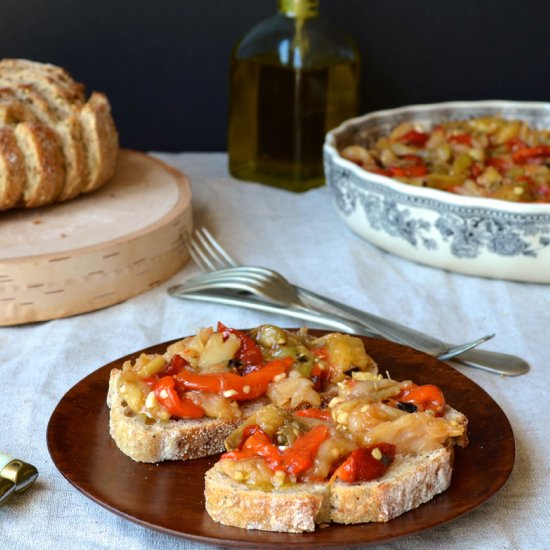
(1, 152, 549, 550)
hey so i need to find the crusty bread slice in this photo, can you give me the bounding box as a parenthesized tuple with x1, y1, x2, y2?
(204, 445, 454, 533)
(0, 126, 25, 209)
(107, 369, 269, 463)
(78, 92, 118, 193)
(13, 121, 65, 207)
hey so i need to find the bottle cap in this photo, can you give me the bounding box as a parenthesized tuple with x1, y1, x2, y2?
(0, 460, 39, 493)
(0, 477, 15, 506)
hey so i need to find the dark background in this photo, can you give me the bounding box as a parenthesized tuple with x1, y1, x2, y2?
(1, 0, 548, 152)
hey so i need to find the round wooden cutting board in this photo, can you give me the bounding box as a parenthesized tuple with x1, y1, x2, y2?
(0, 149, 193, 326)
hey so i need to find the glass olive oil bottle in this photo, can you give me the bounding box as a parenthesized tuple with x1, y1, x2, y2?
(228, 0, 360, 192)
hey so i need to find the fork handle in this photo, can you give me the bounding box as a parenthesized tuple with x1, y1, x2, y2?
(297, 287, 529, 376)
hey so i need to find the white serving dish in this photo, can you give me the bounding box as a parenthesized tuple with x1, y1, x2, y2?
(324, 100, 550, 283)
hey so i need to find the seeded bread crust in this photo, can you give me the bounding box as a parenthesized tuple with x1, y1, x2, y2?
(107, 369, 269, 463)
(0, 58, 118, 209)
(204, 446, 454, 533)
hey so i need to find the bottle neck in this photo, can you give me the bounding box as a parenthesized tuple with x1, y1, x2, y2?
(278, 0, 319, 18)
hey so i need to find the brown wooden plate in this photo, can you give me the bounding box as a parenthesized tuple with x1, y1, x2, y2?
(47, 331, 515, 548)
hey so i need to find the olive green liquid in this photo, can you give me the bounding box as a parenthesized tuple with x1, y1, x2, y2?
(228, 58, 358, 192)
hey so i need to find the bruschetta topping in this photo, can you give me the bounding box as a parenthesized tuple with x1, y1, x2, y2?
(219, 407, 395, 488)
(331, 377, 466, 454)
(116, 323, 379, 422)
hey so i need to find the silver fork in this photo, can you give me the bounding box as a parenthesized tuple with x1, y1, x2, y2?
(169, 229, 529, 374)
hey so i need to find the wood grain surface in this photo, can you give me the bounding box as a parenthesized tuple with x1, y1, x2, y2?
(0, 150, 193, 325)
(47, 331, 515, 548)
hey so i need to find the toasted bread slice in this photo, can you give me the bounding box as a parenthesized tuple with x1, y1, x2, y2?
(204, 445, 454, 533)
(107, 369, 269, 463)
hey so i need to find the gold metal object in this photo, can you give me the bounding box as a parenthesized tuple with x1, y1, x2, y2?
(0, 452, 39, 493)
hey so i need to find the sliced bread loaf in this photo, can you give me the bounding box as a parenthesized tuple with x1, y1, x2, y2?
(0, 58, 118, 209)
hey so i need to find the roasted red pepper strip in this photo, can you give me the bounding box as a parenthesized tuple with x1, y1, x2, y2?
(333, 443, 396, 483)
(487, 156, 513, 172)
(282, 424, 330, 475)
(222, 425, 284, 470)
(398, 384, 446, 416)
(153, 376, 205, 419)
(448, 133, 473, 146)
(390, 164, 427, 178)
(174, 356, 293, 401)
(294, 408, 333, 422)
(224, 424, 331, 476)
(398, 129, 429, 146)
(367, 167, 392, 177)
(164, 354, 188, 376)
(512, 145, 550, 165)
(217, 322, 264, 372)
(470, 162, 485, 178)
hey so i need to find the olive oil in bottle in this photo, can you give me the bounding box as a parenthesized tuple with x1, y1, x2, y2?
(228, 0, 360, 192)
